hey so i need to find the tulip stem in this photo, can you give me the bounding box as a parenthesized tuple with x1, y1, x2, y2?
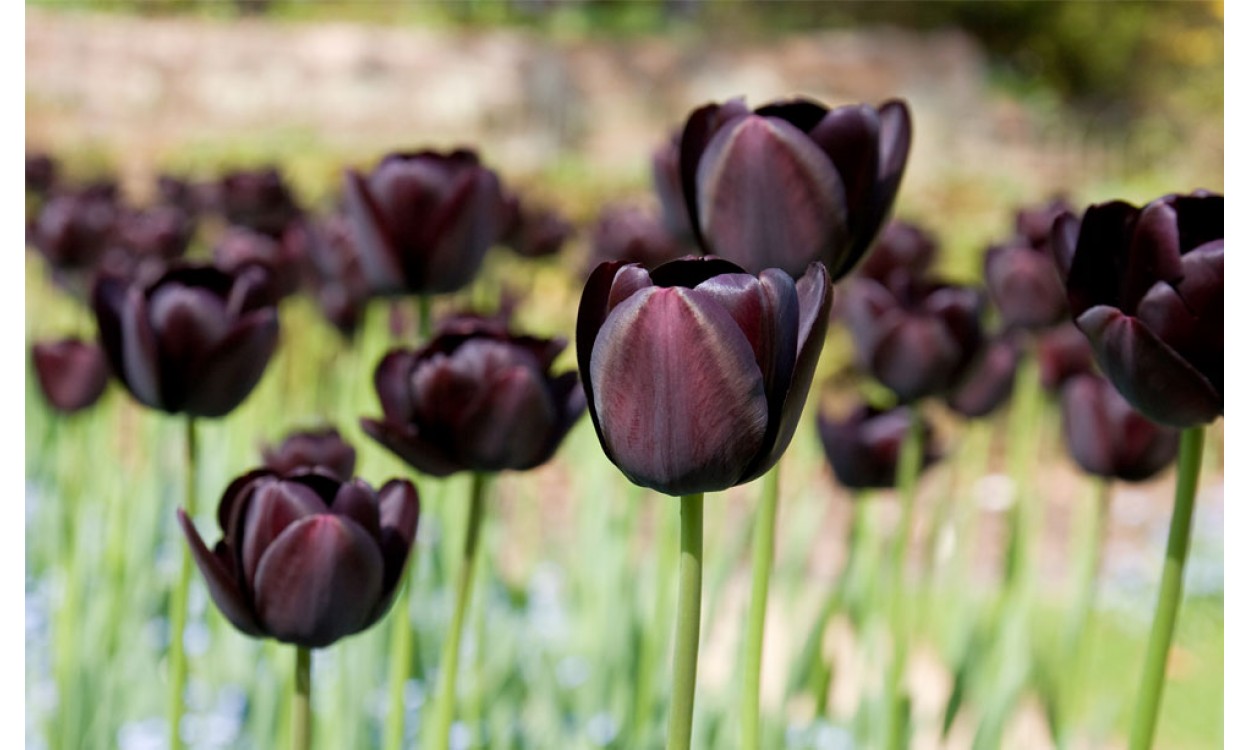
(417, 295, 433, 340)
(1129, 426, 1204, 750)
(884, 404, 925, 750)
(293, 647, 312, 750)
(740, 468, 780, 750)
(1066, 480, 1113, 649)
(667, 492, 704, 750)
(168, 417, 196, 750)
(431, 472, 488, 750)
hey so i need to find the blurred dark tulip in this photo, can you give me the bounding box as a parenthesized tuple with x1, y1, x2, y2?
(290, 215, 372, 338)
(26, 152, 59, 196)
(31, 338, 110, 413)
(214, 225, 304, 299)
(263, 427, 357, 481)
(944, 334, 1020, 418)
(587, 203, 687, 274)
(577, 256, 832, 495)
(500, 194, 573, 259)
(1053, 192, 1222, 427)
(1036, 323, 1094, 393)
(843, 276, 984, 403)
(679, 96, 911, 279)
(854, 219, 937, 285)
(178, 469, 418, 648)
(984, 237, 1068, 330)
(91, 264, 279, 417)
(217, 167, 302, 238)
(156, 174, 205, 216)
(1060, 374, 1180, 482)
(31, 186, 119, 271)
(343, 149, 506, 296)
(817, 403, 939, 489)
(362, 314, 585, 476)
(652, 129, 694, 243)
(116, 205, 195, 262)
(1015, 196, 1074, 251)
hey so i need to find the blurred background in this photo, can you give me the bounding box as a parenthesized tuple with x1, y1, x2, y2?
(25, 2, 1223, 749)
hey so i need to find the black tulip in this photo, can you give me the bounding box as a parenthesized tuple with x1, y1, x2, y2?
(31, 338, 110, 414)
(1060, 374, 1180, 482)
(817, 403, 940, 490)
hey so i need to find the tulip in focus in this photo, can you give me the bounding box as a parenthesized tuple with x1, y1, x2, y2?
(31, 338, 111, 414)
(577, 256, 832, 495)
(178, 469, 419, 648)
(1052, 192, 1222, 427)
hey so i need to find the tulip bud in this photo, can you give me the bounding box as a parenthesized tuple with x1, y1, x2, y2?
(91, 264, 280, 417)
(343, 149, 506, 296)
(944, 334, 1020, 418)
(1015, 196, 1074, 252)
(679, 96, 912, 280)
(577, 256, 832, 495)
(216, 167, 302, 239)
(500, 194, 573, 259)
(984, 238, 1068, 330)
(1036, 323, 1094, 394)
(26, 152, 59, 197)
(178, 469, 419, 648)
(362, 314, 585, 476)
(31, 338, 110, 414)
(854, 219, 937, 286)
(1060, 374, 1180, 482)
(263, 427, 357, 481)
(31, 186, 119, 272)
(817, 403, 939, 490)
(587, 203, 688, 275)
(214, 225, 305, 299)
(1052, 192, 1222, 427)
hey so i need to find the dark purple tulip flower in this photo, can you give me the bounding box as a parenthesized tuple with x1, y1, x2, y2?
(944, 334, 1020, 418)
(116, 205, 195, 263)
(1036, 322, 1094, 394)
(854, 219, 937, 285)
(587, 203, 687, 274)
(500, 194, 573, 259)
(26, 152, 59, 196)
(343, 149, 506, 296)
(287, 215, 372, 337)
(91, 264, 279, 418)
(31, 186, 119, 271)
(362, 315, 585, 476)
(577, 256, 833, 496)
(214, 225, 305, 299)
(1052, 192, 1222, 427)
(678, 96, 912, 279)
(817, 403, 939, 490)
(652, 129, 695, 243)
(984, 237, 1068, 330)
(178, 469, 419, 648)
(1060, 374, 1180, 482)
(216, 167, 303, 238)
(1016, 196, 1074, 251)
(843, 276, 984, 403)
(263, 427, 357, 481)
(31, 338, 110, 413)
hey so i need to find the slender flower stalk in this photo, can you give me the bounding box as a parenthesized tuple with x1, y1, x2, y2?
(884, 405, 924, 750)
(1129, 426, 1205, 750)
(293, 647, 312, 750)
(740, 466, 781, 750)
(383, 296, 433, 750)
(1066, 480, 1113, 649)
(168, 418, 197, 750)
(667, 493, 704, 750)
(431, 473, 489, 750)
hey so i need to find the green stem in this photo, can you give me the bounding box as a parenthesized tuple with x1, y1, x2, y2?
(884, 405, 925, 750)
(431, 473, 489, 750)
(1003, 354, 1043, 599)
(417, 295, 433, 340)
(293, 647, 312, 750)
(740, 467, 780, 750)
(1066, 480, 1112, 649)
(1128, 426, 1205, 750)
(666, 493, 704, 750)
(169, 417, 197, 750)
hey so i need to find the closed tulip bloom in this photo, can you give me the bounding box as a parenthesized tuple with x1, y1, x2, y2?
(116, 205, 195, 262)
(1015, 196, 1074, 251)
(26, 152, 59, 196)
(984, 238, 1068, 330)
(577, 256, 833, 495)
(843, 276, 984, 403)
(31, 186, 119, 271)
(91, 264, 279, 417)
(500, 194, 573, 259)
(214, 225, 305, 299)
(289, 215, 371, 338)
(263, 427, 357, 481)
(1036, 323, 1094, 393)
(652, 129, 694, 243)
(178, 470, 419, 648)
(343, 149, 506, 296)
(31, 338, 110, 413)
(854, 219, 937, 285)
(944, 334, 1020, 418)
(1060, 374, 1180, 482)
(1052, 192, 1222, 427)
(817, 403, 939, 489)
(587, 203, 688, 274)
(216, 167, 302, 238)
(679, 96, 911, 279)
(362, 316, 585, 476)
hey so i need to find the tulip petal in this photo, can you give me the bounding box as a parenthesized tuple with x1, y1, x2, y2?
(1136, 257, 1222, 395)
(342, 169, 406, 294)
(360, 417, 465, 477)
(177, 509, 264, 637)
(31, 339, 110, 413)
(753, 98, 829, 132)
(252, 515, 385, 649)
(872, 317, 962, 402)
(455, 365, 559, 471)
(368, 479, 421, 625)
(577, 261, 634, 450)
(149, 284, 231, 398)
(807, 104, 881, 262)
(421, 168, 503, 293)
(240, 479, 329, 591)
(589, 286, 769, 495)
(1172, 193, 1224, 251)
(1065, 200, 1138, 315)
(697, 115, 849, 277)
(1050, 211, 1080, 283)
(1060, 375, 1117, 477)
(945, 338, 1019, 418)
(108, 282, 164, 410)
(373, 350, 419, 424)
(181, 308, 279, 417)
(679, 99, 751, 249)
(984, 245, 1067, 329)
(859, 99, 913, 259)
(1123, 200, 1184, 310)
(330, 480, 382, 541)
(1076, 305, 1221, 427)
(550, 370, 588, 431)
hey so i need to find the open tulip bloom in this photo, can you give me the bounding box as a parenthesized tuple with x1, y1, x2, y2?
(577, 255, 832, 750)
